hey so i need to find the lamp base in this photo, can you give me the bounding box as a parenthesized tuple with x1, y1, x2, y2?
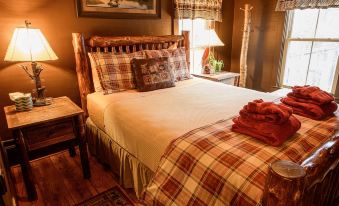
(33, 97, 52, 106)
(201, 47, 210, 72)
(203, 65, 215, 75)
(20, 62, 52, 107)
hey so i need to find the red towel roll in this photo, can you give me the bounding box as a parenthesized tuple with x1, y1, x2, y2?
(231, 99, 301, 146)
(240, 99, 293, 124)
(232, 115, 301, 146)
(281, 96, 337, 120)
(290, 86, 334, 105)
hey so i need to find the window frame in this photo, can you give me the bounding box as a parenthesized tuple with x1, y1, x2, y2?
(280, 10, 339, 93)
(178, 19, 212, 74)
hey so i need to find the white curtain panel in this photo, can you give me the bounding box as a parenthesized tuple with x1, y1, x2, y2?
(174, 0, 223, 22)
(276, 0, 339, 11)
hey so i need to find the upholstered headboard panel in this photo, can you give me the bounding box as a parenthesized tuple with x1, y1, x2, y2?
(72, 31, 190, 116)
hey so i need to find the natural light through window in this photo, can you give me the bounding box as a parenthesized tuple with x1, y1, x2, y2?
(282, 8, 339, 93)
(179, 19, 209, 74)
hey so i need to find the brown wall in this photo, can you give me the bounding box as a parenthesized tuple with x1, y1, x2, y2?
(0, 0, 174, 139)
(215, 0, 235, 70)
(231, 0, 285, 92)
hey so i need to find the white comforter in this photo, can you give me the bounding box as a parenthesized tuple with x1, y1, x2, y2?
(87, 78, 280, 171)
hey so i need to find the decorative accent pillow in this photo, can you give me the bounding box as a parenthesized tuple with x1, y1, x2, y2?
(144, 48, 191, 81)
(131, 57, 175, 92)
(88, 51, 145, 94)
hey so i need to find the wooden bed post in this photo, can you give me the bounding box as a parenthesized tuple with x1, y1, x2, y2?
(72, 33, 93, 117)
(263, 133, 339, 206)
(262, 160, 306, 206)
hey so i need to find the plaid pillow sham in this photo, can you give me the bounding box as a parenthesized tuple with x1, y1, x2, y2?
(144, 48, 191, 81)
(131, 57, 175, 92)
(88, 54, 104, 92)
(88, 51, 145, 94)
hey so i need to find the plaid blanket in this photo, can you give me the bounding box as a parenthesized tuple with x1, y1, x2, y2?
(142, 113, 337, 206)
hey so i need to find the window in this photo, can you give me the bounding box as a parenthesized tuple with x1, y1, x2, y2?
(179, 19, 210, 74)
(281, 8, 339, 93)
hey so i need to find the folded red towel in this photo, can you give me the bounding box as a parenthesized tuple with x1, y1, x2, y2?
(232, 115, 301, 146)
(290, 86, 334, 105)
(231, 99, 300, 146)
(240, 99, 293, 124)
(281, 96, 337, 120)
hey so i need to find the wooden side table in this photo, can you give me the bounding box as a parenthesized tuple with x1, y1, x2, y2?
(192, 72, 240, 86)
(4, 96, 90, 201)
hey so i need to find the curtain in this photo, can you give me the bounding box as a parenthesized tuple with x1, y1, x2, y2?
(174, 0, 223, 22)
(276, 0, 339, 11)
(275, 12, 290, 89)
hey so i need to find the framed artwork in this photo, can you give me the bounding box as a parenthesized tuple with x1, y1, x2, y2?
(76, 0, 161, 19)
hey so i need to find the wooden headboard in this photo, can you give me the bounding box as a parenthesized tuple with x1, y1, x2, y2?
(72, 31, 190, 116)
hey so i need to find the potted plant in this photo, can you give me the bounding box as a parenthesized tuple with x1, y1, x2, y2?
(208, 55, 224, 73)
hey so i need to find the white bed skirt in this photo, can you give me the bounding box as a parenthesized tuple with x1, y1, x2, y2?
(86, 118, 154, 197)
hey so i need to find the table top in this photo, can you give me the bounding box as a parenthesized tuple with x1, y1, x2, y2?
(192, 72, 240, 81)
(4, 96, 83, 129)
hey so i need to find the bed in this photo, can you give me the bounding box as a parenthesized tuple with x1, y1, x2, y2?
(72, 32, 338, 205)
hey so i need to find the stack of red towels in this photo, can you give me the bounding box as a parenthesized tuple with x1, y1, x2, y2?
(232, 99, 301, 146)
(281, 86, 337, 120)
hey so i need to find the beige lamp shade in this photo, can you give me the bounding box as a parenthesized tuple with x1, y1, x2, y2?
(193, 29, 224, 48)
(4, 27, 58, 62)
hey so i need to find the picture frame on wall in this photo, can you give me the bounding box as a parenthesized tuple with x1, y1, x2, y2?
(76, 0, 161, 19)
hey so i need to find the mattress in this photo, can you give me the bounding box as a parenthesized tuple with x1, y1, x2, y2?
(87, 78, 281, 171)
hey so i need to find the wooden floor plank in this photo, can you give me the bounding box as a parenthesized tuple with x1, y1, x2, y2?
(12, 149, 137, 206)
(50, 152, 97, 204)
(88, 155, 139, 203)
(73, 153, 139, 203)
(73, 153, 118, 193)
(31, 157, 74, 206)
(11, 166, 27, 204)
(12, 166, 45, 206)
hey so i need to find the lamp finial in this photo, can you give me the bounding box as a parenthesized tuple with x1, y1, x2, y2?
(25, 20, 31, 28)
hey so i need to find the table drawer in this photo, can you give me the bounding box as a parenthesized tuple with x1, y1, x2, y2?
(23, 119, 75, 150)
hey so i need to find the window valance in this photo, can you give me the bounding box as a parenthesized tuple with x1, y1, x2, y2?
(276, 0, 339, 11)
(174, 0, 223, 22)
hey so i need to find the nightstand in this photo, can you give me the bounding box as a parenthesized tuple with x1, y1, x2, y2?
(192, 72, 240, 86)
(4, 96, 90, 201)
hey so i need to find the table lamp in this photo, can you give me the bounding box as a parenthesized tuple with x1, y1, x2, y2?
(4, 20, 58, 106)
(193, 29, 224, 74)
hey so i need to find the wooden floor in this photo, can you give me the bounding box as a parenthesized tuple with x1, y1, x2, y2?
(11, 149, 137, 206)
